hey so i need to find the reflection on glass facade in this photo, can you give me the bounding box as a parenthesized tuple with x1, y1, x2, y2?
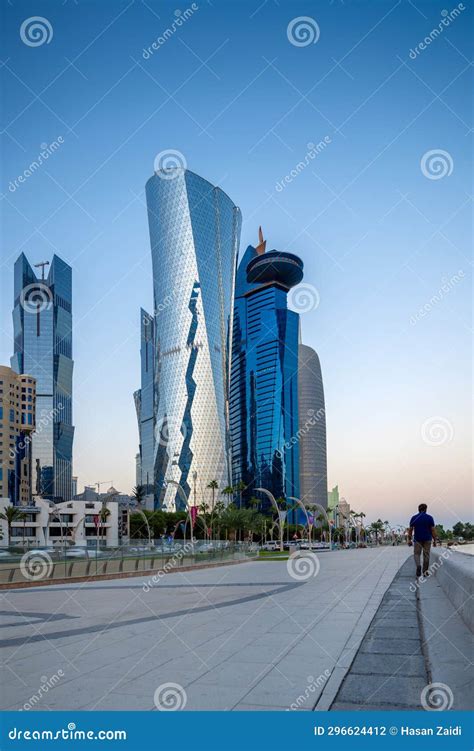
(143, 169, 241, 510)
(230, 233, 303, 515)
(11, 254, 74, 502)
(298, 343, 328, 510)
(134, 309, 155, 506)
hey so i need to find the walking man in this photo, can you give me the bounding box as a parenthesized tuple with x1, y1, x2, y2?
(408, 503, 436, 577)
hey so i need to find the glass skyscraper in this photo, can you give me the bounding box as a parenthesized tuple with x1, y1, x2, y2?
(134, 309, 156, 506)
(11, 253, 74, 502)
(141, 168, 241, 510)
(229, 231, 303, 512)
(298, 343, 328, 510)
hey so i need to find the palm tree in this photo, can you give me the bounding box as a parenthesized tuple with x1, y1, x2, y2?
(370, 519, 385, 545)
(222, 485, 234, 506)
(131, 485, 146, 508)
(249, 496, 260, 512)
(315, 513, 327, 541)
(0, 505, 26, 547)
(210, 500, 225, 540)
(220, 506, 241, 541)
(99, 505, 111, 547)
(234, 480, 246, 511)
(207, 480, 218, 512)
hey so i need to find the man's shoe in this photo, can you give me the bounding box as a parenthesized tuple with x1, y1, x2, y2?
(416, 566, 422, 577)
(423, 570, 429, 577)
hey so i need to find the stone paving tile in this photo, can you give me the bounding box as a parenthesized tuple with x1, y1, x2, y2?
(337, 674, 425, 708)
(233, 703, 291, 711)
(327, 558, 427, 711)
(184, 683, 249, 711)
(237, 669, 312, 708)
(360, 637, 422, 655)
(331, 702, 420, 711)
(194, 659, 271, 688)
(350, 652, 425, 676)
(367, 625, 420, 640)
(374, 615, 418, 627)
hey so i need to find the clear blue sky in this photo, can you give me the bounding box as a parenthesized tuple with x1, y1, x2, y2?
(1, 0, 471, 527)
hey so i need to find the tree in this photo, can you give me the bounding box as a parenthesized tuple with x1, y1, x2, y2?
(463, 523, 474, 540)
(452, 522, 465, 538)
(370, 519, 385, 544)
(99, 505, 111, 546)
(234, 480, 246, 510)
(0, 505, 26, 547)
(207, 480, 218, 512)
(212, 501, 225, 539)
(150, 510, 166, 538)
(219, 505, 242, 541)
(249, 496, 260, 512)
(222, 486, 234, 505)
(132, 485, 146, 508)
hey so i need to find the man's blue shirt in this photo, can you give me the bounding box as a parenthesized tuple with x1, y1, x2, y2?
(409, 512, 435, 542)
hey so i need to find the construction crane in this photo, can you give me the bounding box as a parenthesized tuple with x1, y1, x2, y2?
(34, 261, 50, 280)
(96, 480, 114, 494)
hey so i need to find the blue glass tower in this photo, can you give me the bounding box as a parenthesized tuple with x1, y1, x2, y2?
(143, 168, 241, 510)
(11, 254, 74, 502)
(230, 230, 303, 511)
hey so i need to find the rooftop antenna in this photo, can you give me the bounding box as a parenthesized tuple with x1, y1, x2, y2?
(34, 261, 50, 280)
(256, 226, 266, 255)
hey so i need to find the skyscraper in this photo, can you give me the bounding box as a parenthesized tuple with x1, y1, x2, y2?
(11, 254, 74, 502)
(141, 168, 241, 510)
(298, 343, 328, 510)
(134, 309, 155, 507)
(229, 229, 303, 511)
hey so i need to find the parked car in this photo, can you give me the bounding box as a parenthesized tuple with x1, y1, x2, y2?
(64, 547, 88, 558)
(299, 541, 330, 551)
(261, 541, 280, 552)
(196, 544, 215, 553)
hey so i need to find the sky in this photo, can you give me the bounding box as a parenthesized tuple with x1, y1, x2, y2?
(0, 0, 472, 528)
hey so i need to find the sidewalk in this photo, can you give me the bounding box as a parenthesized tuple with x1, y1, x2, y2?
(1, 547, 409, 711)
(330, 554, 473, 711)
(329, 558, 428, 710)
(418, 566, 473, 710)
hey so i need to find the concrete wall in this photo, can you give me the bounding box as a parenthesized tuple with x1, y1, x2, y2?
(431, 547, 473, 632)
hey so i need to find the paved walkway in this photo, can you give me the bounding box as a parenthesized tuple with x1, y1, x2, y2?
(0, 547, 410, 711)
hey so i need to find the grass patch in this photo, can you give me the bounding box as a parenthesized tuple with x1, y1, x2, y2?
(258, 550, 288, 558)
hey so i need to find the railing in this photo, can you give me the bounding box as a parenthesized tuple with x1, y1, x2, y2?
(0, 541, 257, 586)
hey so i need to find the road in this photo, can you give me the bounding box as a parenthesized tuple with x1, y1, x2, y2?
(0, 546, 410, 711)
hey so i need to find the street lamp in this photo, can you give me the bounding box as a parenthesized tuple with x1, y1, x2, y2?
(166, 479, 194, 550)
(287, 498, 332, 549)
(192, 471, 198, 509)
(256, 488, 284, 552)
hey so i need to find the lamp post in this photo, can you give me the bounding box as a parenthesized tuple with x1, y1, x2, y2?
(256, 488, 284, 552)
(192, 471, 197, 509)
(166, 479, 194, 551)
(134, 508, 152, 547)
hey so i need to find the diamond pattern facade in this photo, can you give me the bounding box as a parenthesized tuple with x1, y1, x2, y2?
(144, 170, 241, 510)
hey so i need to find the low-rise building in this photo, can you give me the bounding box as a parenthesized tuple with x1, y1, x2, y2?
(0, 366, 36, 505)
(0, 497, 119, 548)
